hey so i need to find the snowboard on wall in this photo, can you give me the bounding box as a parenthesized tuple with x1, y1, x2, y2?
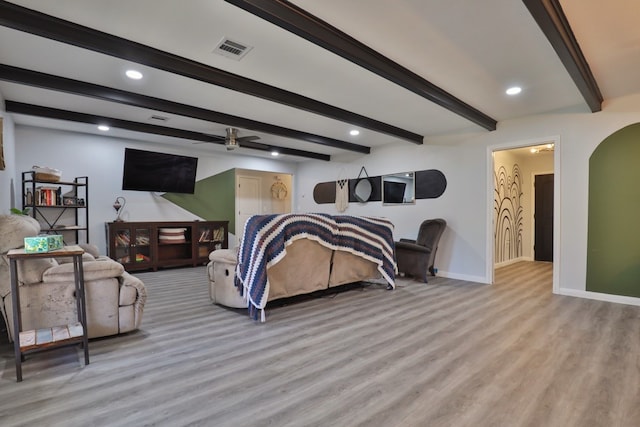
(313, 169, 446, 204)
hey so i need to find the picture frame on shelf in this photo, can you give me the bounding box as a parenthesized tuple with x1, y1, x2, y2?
(63, 196, 77, 206)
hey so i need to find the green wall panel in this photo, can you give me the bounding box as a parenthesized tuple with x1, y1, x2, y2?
(163, 169, 236, 232)
(587, 123, 640, 297)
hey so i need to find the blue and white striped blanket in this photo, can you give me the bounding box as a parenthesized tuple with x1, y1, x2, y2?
(236, 213, 396, 321)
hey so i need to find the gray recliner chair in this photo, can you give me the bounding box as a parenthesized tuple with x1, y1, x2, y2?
(395, 218, 446, 283)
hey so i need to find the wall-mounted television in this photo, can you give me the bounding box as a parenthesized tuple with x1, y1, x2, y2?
(383, 181, 407, 204)
(122, 148, 198, 194)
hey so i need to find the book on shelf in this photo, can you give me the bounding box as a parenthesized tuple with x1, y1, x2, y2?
(34, 186, 62, 206)
(198, 229, 211, 242)
(135, 235, 150, 246)
(135, 253, 151, 263)
(115, 233, 130, 246)
(212, 228, 224, 242)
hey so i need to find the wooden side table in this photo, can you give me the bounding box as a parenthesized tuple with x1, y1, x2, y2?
(7, 245, 90, 382)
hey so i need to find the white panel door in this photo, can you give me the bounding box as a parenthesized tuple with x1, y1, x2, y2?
(236, 175, 262, 243)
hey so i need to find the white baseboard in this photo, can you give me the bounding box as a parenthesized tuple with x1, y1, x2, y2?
(556, 288, 640, 307)
(436, 270, 488, 284)
(494, 256, 533, 269)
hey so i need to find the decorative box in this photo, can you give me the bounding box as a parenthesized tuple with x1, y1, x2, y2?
(47, 235, 64, 251)
(24, 235, 64, 253)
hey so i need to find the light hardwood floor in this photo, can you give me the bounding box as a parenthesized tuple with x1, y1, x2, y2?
(1, 261, 639, 427)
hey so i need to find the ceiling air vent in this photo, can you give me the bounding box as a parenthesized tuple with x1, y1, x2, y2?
(213, 37, 253, 61)
(149, 115, 169, 122)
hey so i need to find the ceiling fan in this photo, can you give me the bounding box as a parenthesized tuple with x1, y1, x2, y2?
(224, 127, 260, 150)
(192, 127, 261, 150)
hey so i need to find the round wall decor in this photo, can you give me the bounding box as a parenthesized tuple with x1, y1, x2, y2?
(271, 181, 288, 200)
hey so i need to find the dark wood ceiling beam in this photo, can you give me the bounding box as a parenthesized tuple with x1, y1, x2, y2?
(0, 1, 422, 144)
(4, 101, 331, 161)
(0, 64, 368, 154)
(224, 0, 497, 131)
(523, 0, 603, 112)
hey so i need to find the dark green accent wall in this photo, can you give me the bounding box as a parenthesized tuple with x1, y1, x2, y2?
(162, 169, 236, 232)
(587, 123, 640, 297)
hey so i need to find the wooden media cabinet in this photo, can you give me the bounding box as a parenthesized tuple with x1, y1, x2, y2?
(106, 220, 228, 271)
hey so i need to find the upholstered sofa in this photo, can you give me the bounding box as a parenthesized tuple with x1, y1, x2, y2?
(208, 238, 382, 309)
(0, 214, 147, 341)
(208, 214, 397, 321)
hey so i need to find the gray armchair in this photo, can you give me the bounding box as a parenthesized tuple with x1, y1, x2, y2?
(395, 218, 446, 282)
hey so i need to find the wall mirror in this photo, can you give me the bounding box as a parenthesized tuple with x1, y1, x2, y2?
(382, 172, 415, 205)
(354, 177, 373, 202)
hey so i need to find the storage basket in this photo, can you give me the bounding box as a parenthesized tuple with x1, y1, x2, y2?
(32, 165, 62, 182)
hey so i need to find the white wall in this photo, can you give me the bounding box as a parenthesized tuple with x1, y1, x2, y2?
(14, 126, 297, 254)
(10, 92, 640, 304)
(296, 142, 487, 282)
(296, 93, 640, 300)
(481, 95, 640, 298)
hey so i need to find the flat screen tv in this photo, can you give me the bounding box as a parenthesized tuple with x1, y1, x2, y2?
(122, 148, 198, 194)
(383, 181, 406, 204)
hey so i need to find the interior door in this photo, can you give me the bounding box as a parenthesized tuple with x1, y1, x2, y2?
(534, 173, 554, 262)
(236, 176, 262, 243)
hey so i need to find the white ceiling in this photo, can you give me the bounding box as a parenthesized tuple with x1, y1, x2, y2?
(0, 0, 638, 161)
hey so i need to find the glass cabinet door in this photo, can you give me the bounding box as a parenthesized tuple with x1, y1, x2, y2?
(113, 226, 152, 267)
(132, 227, 152, 265)
(196, 223, 224, 259)
(114, 228, 131, 264)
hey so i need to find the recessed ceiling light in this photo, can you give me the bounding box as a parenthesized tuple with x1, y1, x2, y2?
(506, 86, 522, 96)
(349, 129, 360, 136)
(271, 151, 279, 157)
(125, 69, 143, 80)
(98, 125, 110, 131)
